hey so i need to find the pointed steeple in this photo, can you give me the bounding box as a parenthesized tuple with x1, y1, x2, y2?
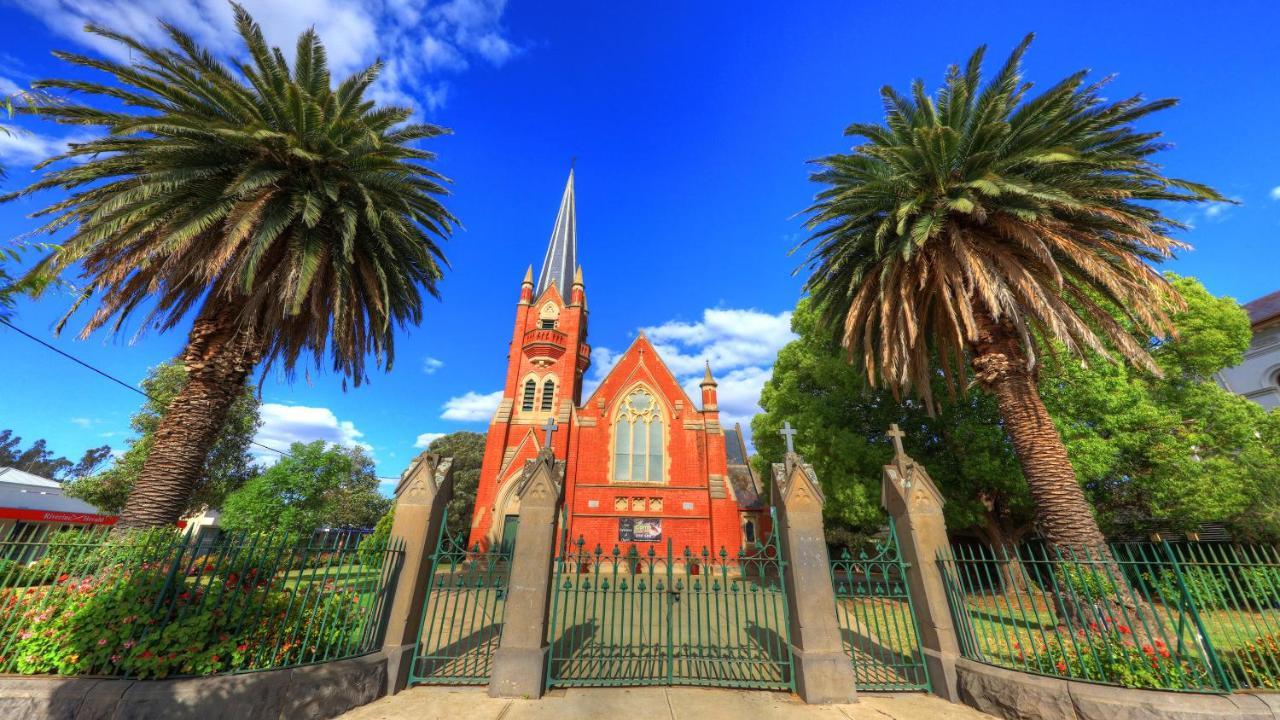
(537, 168, 577, 295)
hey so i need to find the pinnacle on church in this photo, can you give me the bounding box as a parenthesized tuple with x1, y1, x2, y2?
(536, 168, 577, 295)
(522, 265, 533, 285)
(701, 360, 718, 387)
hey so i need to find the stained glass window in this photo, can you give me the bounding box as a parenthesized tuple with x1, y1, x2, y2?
(613, 388, 665, 483)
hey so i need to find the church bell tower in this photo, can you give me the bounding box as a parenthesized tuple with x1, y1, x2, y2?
(470, 169, 589, 547)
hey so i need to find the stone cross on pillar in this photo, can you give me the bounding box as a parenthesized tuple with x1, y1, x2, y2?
(542, 417, 558, 447)
(771, 452, 857, 704)
(380, 451, 455, 694)
(780, 421, 798, 454)
(488, 448, 565, 699)
(879, 425, 961, 700)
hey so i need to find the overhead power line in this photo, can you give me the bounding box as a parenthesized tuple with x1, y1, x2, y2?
(1, 317, 404, 484)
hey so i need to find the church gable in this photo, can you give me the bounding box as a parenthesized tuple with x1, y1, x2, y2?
(582, 333, 697, 414)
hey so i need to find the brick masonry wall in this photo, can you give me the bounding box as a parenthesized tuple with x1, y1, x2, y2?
(468, 278, 750, 558)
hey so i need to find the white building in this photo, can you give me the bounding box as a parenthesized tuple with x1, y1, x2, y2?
(0, 466, 117, 540)
(1217, 290, 1280, 410)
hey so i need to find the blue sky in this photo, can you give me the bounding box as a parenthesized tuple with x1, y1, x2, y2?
(1, 1, 1278, 492)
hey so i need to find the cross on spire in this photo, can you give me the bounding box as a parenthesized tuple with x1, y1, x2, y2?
(542, 417, 558, 447)
(887, 423, 907, 460)
(779, 421, 797, 454)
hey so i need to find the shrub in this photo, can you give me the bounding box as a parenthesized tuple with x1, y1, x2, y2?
(1, 563, 371, 679)
(1141, 567, 1228, 610)
(1024, 624, 1210, 689)
(1225, 633, 1280, 689)
(358, 507, 394, 569)
(1240, 567, 1280, 608)
(1054, 563, 1118, 603)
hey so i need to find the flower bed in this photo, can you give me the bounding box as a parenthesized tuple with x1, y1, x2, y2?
(0, 527, 403, 679)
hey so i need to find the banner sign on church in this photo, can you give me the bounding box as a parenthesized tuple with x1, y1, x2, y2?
(619, 517, 662, 542)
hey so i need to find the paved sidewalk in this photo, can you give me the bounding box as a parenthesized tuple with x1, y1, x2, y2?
(338, 686, 993, 720)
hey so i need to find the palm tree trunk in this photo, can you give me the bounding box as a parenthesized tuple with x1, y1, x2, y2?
(116, 305, 260, 529)
(970, 310, 1108, 553)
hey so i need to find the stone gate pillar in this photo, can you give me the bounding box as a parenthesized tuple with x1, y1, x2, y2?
(880, 424, 961, 701)
(381, 451, 455, 694)
(772, 452, 858, 704)
(488, 448, 565, 699)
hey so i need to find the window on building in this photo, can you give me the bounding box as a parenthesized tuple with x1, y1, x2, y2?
(613, 388, 665, 483)
(521, 379, 537, 412)
(540, 319, 556, 330)
(540, 379, 556, 411)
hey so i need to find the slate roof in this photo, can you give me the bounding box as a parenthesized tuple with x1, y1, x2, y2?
(725, 424, 765, 510)
(536, 168, 577, 295)
(1244, 289, 1280, 327)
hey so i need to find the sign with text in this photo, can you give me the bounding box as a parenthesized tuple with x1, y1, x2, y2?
(619, 517, 662, 542)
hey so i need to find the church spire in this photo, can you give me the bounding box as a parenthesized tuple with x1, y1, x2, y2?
(537, 168, 577, 295)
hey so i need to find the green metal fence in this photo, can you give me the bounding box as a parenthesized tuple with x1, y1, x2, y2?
(830, 517, 930, 691)
(939, 541, 1280, 692)
(545, 524, 794, 690)
(0, 523, 404, 679)
(409, 509, 511, 686)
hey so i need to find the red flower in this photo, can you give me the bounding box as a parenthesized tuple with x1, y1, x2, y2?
(1055, 661, 1068, 673)
(237, 643, 249, 652)
(1159, 647, 1170, 658)
(1117, 624, 1131, 634)
(1088, 622, 1098, 632)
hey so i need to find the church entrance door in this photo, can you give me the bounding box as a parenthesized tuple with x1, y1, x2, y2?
(545, 514, 793, 690)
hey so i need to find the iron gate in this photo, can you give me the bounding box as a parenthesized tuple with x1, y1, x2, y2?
(545, 524, 793, 689)
(409, 509, 512, 685)
(830, 516, 930, 691)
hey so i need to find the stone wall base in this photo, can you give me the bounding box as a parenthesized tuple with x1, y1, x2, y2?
(955, 658, 1280, 720)
(0, 650, 392, 720)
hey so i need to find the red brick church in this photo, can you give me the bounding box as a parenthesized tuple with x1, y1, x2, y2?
(468, 170, 767, 556)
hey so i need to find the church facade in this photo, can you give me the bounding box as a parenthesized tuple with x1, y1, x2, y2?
(467, 170, 767, 556)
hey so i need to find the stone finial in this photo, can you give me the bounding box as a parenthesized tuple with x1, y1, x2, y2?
(700, 360, 717, 387)
(515, 447, 565, 506)
(522, 265, 534, 285)
(395, 452, 453, 504)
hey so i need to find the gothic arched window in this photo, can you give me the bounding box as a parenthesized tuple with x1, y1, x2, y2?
(540, 378, 556, 411)
(613, 388, 665, 483)
(521, 379, 537, 412)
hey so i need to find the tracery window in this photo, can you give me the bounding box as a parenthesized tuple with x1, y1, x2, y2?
(521, 379, 537, 412)
(613, 388, 665, 483)
(540, 379, 556, 411)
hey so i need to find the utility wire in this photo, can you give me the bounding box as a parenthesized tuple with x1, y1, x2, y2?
(1, 317, 404, 484)
(1, 317, 404, 481)
(1, 316, 287, 457)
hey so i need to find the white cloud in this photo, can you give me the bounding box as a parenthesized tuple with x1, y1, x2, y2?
(0, 129, 96, 166)
(254, 402, 372, 463)
(422, 357, 445, 374)
(414, 432, 446, 448)
(8, 0, 518, 114)
(440, 390, 502, 422)
(0, 75, 22, 96)
(589, 307, 796, 449)
(1270, 186, 1280, 201)
(69, 417, 95, 428)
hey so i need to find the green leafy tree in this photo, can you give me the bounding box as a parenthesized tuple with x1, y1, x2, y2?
(752, 300, 1032, 550)
(798, 35, 1225, 552)
(427, 432, 485, 537)
(220, 441, 390, 536)
(1038, 276, 1280, 539)
(65, 359, 260, 515)
(756, 278, 1280, 546)
(364, 430, 486, 548)
(4, 5, 456, 528)
(0, 430, 111, 480)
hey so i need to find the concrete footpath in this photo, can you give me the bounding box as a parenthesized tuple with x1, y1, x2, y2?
(338, 686, 994, 720)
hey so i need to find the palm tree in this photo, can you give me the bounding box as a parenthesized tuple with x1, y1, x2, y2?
(5, 5, 456, 528)
(800, 35, 1224, 552)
